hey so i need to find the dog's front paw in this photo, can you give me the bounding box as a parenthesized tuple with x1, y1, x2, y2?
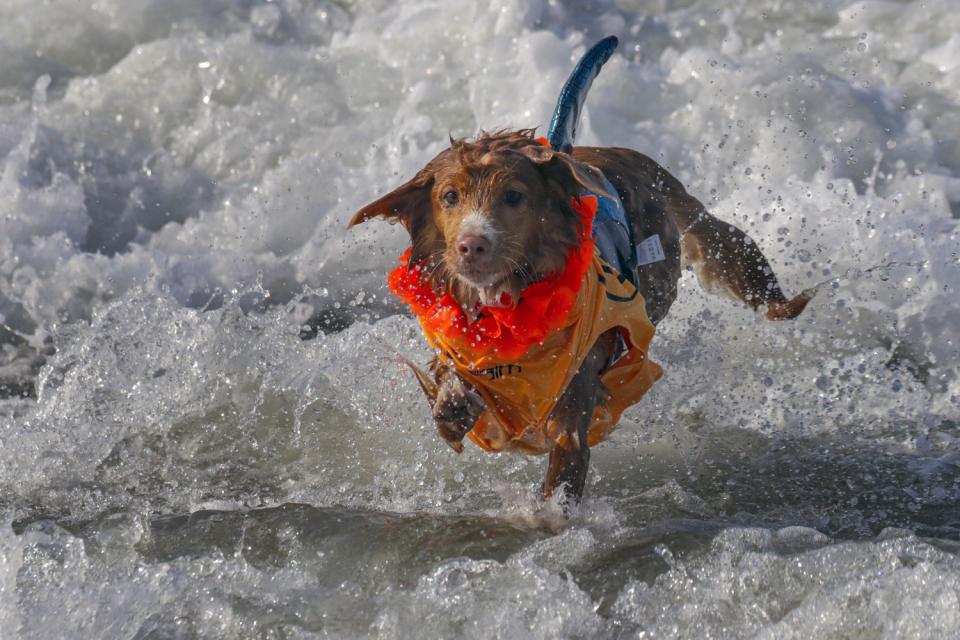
(432, 376, 485, 453)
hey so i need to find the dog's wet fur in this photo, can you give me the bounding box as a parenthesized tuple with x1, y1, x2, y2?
(350, 129, 812, 506)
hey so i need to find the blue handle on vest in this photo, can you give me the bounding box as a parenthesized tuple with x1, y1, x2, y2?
(546, 35, 619, 153)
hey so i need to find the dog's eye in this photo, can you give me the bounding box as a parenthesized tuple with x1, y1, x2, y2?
(504, 190, 523, 205)
(442, 190, 459, 207)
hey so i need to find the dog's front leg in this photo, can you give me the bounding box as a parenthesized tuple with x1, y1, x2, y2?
(543, 334, 616, 505)
(429, 358, 485, 453)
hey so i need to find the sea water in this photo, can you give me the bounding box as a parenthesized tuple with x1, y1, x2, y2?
(0, 0, 958, 638)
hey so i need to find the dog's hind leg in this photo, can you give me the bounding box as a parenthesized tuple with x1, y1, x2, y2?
(669, 192, 814, 320)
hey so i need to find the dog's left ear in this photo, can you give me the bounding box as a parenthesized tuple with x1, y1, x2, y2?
(348, 167, 435, 230)
(519, 144, 611, 200)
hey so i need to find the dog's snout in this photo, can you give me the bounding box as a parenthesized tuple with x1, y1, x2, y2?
(456, 235, 491, 259)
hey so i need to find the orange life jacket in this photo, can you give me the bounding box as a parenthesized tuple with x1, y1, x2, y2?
(390, 196, 662, 455)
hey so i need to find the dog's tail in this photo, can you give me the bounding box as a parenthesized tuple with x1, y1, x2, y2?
(668, 191, 814, 321)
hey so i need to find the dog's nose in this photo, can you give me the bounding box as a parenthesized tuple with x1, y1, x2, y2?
(456, 235, 492, 259)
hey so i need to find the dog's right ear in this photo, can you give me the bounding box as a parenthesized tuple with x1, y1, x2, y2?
(348, 168, 435, 231)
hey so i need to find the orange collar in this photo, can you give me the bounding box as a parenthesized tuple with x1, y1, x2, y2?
(388, 195, 598, 361)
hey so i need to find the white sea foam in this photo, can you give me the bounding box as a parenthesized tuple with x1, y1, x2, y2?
(0, 0, 958, 638)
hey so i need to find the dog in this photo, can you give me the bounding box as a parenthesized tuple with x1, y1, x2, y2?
(349, 129, 811, 505)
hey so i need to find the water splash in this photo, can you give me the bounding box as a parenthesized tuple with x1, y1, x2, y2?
(0, 0, 958, 638)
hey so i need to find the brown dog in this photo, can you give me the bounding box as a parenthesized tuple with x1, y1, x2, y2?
(350, 129, 811, 505)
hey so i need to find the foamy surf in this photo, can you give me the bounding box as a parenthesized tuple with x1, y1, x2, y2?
(1, 0, 958, 638)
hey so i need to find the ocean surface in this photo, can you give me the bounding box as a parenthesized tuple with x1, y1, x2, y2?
(1, 0, 958, 638)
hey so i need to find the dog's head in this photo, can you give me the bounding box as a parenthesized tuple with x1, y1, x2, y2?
(349, 130, 608, 309)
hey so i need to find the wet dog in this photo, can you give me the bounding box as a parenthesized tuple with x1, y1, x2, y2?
(350, 129, 811, 504)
